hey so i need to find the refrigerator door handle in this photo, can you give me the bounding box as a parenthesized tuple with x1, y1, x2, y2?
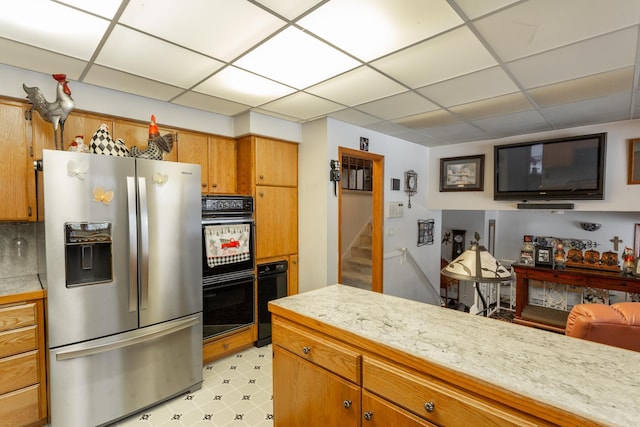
(55, 316, 199, 361)
(127, 176, 138, 312)
(138, 176, 149, 309)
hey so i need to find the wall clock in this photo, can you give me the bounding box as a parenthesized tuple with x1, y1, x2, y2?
(452, 229, 466, 259)
(404, 170, 417, 208)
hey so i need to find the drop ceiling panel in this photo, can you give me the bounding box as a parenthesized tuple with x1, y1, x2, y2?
(528, 67, 634, 107)
(450, 92, 533, 121)
(235, 27, 360, 89)
(328, 108, 382, 126)
(298, 0, 463, 62)
(418, 66, 519, 107)
(507, 28, 638, 89)
(453, 0, 519, 19)
(0, 39, 87, 80)
(83, 65, 185, 101)
(394, 109, 460, 129)
(172, 91, 250, 117)
(473, 110, 552, 137)
(0, 1, 109, 60)
(254, 0, 324, 20)
(371, 26, 497, 88)
(356, 92, 438, 120)
(96, 25, 224, 89)
(194, 67, 296, 106)
(120, 0, 286, 62)
(474, 0, 640, 62)
(261, 92, 344, 120)
(306, 66, 407, 106)
(541, 93, 633, 129)
(58, 0, 122, 18)
(420, 122, 489, 143)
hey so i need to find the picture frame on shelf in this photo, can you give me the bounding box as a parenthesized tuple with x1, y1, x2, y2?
(439, 155, 485, 192)
(535, 246, 554, 268)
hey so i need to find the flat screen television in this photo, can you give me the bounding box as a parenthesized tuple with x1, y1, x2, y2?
(494, 133, 606, 201)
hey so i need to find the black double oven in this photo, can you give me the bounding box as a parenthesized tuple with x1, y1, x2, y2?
(201, 195, 255, 341)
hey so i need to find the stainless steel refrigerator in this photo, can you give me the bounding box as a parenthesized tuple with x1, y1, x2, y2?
(38, 149, 203, 427)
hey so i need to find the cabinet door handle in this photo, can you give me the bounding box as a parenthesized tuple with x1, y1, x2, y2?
(424, 401, 435, 413)
(259, 174, 264, 180)
(259, 191, 264, 197)
(202, 183, 207, 188)
(343, 400, 352, 409)
(363, 411, 373, 421)
(212, 183, 217, 188)
(302, 346, 311, 354)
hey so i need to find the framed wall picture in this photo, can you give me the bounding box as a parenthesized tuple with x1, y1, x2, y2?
(439, 155, 485, 192)
(628, 138, 640, 184)
(535, 246, 554, 268)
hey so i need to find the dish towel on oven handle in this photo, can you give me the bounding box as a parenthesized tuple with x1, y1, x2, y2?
(205, 224, 251, 267)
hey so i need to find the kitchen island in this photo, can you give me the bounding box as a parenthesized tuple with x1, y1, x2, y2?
(269, 284, 640, 426)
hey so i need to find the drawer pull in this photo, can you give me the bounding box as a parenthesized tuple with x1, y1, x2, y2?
(363, 411, 373, 421)
(424, 401, 435, 413)
(343, 400, 352, 409)
(302, 346, 311, 354)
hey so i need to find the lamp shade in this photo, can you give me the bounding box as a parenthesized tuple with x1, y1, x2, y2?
(441, 244, 513, 283)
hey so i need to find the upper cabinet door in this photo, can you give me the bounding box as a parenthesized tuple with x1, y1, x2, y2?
(176, 131, 208, 193)
(0, 101, 30, 221)
(208, 136, 236, 194)
(255, 137, 297, 187)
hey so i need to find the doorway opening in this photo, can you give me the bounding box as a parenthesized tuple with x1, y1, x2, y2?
(338, 147, 384, 293)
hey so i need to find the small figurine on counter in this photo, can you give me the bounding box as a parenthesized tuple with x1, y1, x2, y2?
(554, 243, 566, 269)
(68, 135, 90, 153)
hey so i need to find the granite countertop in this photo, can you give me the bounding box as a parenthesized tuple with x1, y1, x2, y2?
(0, 275, 43, 299)
(270, 284, 640, 427)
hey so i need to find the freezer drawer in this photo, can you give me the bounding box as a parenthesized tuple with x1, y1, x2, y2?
(48, 314, 203, 427)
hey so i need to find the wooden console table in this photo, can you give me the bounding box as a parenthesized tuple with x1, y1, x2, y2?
(512, 264, 640, 333)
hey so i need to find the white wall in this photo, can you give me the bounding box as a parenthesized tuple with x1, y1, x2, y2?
(298, 118, 442, 298)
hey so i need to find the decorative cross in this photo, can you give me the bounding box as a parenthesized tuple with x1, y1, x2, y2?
(610, 236, 623, 251)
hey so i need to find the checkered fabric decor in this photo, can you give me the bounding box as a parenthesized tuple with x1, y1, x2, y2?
(207, 253, 250, 268)
(90, 123, 130, 157)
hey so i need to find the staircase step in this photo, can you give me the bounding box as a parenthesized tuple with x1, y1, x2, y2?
(352, 245, 372, 258)
(341, 270, 372, 290)
(359, 233, 372, 246)
(343, 256, 372, 275)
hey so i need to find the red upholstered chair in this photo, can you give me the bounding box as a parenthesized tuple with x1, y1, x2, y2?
(565, 302, 640, 352)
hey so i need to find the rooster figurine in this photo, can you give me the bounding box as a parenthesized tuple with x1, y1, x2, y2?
(23, 74, 75, 150)
(130, 115, 173, 160)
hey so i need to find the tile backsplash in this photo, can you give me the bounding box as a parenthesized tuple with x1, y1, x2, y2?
(0, 223, 37, 278)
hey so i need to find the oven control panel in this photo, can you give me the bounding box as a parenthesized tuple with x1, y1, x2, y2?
(202, 195, 253, 216)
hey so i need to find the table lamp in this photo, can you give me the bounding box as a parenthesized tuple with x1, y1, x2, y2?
(440, 233, 513, 316)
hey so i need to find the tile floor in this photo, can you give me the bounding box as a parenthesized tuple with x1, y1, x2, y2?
(116, 345, 274, 427)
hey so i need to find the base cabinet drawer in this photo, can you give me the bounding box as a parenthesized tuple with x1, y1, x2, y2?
(272, 317, 360, 383)
(0, 303, 36, 333)
(0, 350, 39, 395)
(363, 357, 543, 427)
(0, 325, 38, 358)
(362, 390, 435, 426)
(0, 384, 40, 427)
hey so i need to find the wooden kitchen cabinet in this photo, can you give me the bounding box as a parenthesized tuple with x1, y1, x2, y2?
(288, 254, 298, 295)
(255, 186, 297, 259)
(0, 298, 47, 427)
(362, 390, 434, 426)
(0, 100, 32, 221)
(177, 132, 236, 194)
(236, 136, 298, 261)
(271, 307, 555, 427)
(272, 317, 361, 427)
